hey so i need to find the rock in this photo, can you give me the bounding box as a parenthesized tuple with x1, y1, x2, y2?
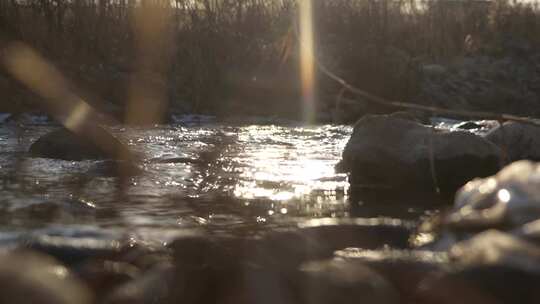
(334, 248, 448, 303)
(104, 264, 177, 304)
(417, 231, 540, 304)
(484, 122, 540, 163)
(159, 218, 411, 304)
(450, 230, 540, 272)
(0, 251, 92, 304)
(166, 234, 248, 304)
(297, 259, 400, 304)
(29, 128, 110, 160)
(29, 127, 140, 175)
(419, 160, 540, 250)
(416, 265, 540, 304)
(339, 114, 501, 193)
(513, 219, 540, 245)
(254, 218, 413, 270)
(75, 260, 140, 301)
(444, 160, 540, 231)
(20, 234, 123, 266)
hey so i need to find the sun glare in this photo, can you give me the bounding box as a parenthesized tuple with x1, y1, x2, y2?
(298, 0, 316, 124)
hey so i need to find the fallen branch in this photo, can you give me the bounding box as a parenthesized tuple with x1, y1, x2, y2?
(316, 60, 540, 127)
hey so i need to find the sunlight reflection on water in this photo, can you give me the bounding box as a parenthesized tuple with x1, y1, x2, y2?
(233, 125, 349, 203)
(0, 122, 352, 235)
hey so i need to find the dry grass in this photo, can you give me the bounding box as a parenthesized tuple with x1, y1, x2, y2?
(1, 0, 540, 119)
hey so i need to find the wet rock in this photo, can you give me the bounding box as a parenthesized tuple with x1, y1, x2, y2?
(297, 259, 400, 304)
(416, 231, 540, 304)
(167, 231, 238, 268)
(450, 230, 540, 272)
(418, 160, 540, 251)
(106, 259, 243, 304)
(29, 127, 137, 165)
(162, 222, 411, 304)
(169, 235, 299, 304)
(513, 219, 540, 245)
(416, 266, 540, 304)
(20, 234, 123, 266)
(116, 241, 171, 271)
(339, 114, 501, 193)
(0, 251, 91, 304)
(104, 264, 176, 304)
(484, 122, 540, 163)
(75, 260, 140, 301)
(334, 248, 448, 303)
(29, 128, 110, 160)
(254, 218, 413, 270)
(166, 234, 248, 304)
(445, 160, 540, 231)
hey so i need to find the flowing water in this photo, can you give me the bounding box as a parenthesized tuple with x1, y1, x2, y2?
(0, 116, 451, 245)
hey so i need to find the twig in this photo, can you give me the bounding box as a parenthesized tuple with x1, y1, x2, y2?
(316, 60, 540, 127)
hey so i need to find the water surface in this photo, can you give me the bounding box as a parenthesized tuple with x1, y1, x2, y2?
(0, 116, 464, 244)
(0, 119, 354, 243)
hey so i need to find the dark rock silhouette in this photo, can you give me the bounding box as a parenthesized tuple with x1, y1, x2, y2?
(338, 114, 501, 194)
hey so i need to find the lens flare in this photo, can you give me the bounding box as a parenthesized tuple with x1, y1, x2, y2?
(2, 43, 138, 169)
(298, 0, 316, 123)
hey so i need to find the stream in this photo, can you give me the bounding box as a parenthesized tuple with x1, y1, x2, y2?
(0, 116, 450, 246)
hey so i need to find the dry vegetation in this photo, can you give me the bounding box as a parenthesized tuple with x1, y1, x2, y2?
(1, 0, 540, 119)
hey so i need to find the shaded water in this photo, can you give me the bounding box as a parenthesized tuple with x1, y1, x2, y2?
(0, 118, 442, 244)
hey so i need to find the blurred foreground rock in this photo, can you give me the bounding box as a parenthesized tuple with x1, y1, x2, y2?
(0, 251, 91, 304)
(432, 160, 540, 242)
(298, 259, 400, 304)
(412, 160, 540, 304)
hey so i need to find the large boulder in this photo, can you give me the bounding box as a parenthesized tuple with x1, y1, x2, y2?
(338, 114, 502, 193)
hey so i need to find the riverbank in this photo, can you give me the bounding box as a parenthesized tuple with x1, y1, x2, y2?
(2, 0, 540, 122)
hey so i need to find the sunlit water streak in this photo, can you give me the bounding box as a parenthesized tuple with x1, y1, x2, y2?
(0, 122, 352, 239)
(299, 0, 316, 123)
